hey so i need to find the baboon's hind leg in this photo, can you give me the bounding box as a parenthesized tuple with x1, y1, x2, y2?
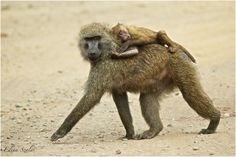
(169, 51, 221, 134)
(135, 93, 163, 139)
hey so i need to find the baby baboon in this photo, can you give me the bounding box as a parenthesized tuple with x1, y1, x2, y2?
(50, 23, 220, 141)
(111, 23, 196, 63)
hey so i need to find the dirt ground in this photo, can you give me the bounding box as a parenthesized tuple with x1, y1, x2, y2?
(1, 1, 235, 156)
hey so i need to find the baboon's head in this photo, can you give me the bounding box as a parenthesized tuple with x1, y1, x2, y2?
(78, 23, 118, 63)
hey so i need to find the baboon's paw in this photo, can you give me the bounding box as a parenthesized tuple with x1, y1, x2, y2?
(134, 130, 157, 140)
(125, 133, 135, 139)
(199, 129, 216, 134)
(50, 132, 65, 141)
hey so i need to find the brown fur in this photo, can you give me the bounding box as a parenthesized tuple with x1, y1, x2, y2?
(111, 23, 196, 63)
(50, 23, 220, 141)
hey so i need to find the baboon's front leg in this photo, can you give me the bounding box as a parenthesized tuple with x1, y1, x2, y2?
(112, 89, 135, 139)
(135, 93, 163, 140)
(51, 92, 103, 141)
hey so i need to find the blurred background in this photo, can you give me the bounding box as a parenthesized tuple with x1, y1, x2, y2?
(1, 1, 235, 156)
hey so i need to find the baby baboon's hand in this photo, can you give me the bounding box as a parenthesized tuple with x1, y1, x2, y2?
(119, 43, 129, 53)
(168, 46, 179, 53)
(111, 51, 122, 59)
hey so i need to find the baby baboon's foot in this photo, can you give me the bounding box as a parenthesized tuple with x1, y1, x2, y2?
(134, 130, 158, 140)
(158, 30, 167, 35)
(168, 46, 177, 53)
(199, 129, 216, 134)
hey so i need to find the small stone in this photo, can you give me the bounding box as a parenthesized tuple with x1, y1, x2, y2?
(167, 124, 173, 127)
(58, 114, 63, 117)
(194, 140, 198, 143)
(17, 120, 22, 124)
(15, 103, 22, 108)
(98, 134, 104, 138)
(223, 113, 230, 118)
(27, 136, 31, 139)
(111, 132, 116, 135)
(116, 149, 121, 154)
(10, 117, 16, 120)
(175, 92, 179, 96)
(51, 120, 55, 122)
(209, 153, 214, 155)
(36, 115, 41, 118)
(122, 138, 128, 141)
(40, 128, 46, 132)
(90, 148, 96, 153)
(58, 70, 63, 74)
(44, 135, 48, 138)
(1, 32, 8, 37)
(193, 146, 199, 151)
(31, 90, 37, 93)
(22, 108, 27, 111)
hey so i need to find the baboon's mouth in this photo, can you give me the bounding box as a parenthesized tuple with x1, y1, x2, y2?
(88, 56, 99, 61)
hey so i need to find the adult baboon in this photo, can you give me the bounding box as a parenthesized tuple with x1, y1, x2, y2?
(50, 23, 220, 141)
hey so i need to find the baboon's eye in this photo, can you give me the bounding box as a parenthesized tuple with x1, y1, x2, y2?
(98, 43, 102, 49)
(84, 43, 89, 49)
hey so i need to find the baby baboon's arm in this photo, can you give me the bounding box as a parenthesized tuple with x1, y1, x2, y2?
(112, 47, 139, 59)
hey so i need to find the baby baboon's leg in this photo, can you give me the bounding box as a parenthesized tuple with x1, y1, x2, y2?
(169, 51, 221, 134)
(156, 30, 176, 47)
(112, 89, 135, 139)
(157, 30, 196, 63)
(135, 93, 163, 139)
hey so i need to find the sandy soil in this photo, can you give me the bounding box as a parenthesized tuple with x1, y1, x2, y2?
(1, 1, 235, 156)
